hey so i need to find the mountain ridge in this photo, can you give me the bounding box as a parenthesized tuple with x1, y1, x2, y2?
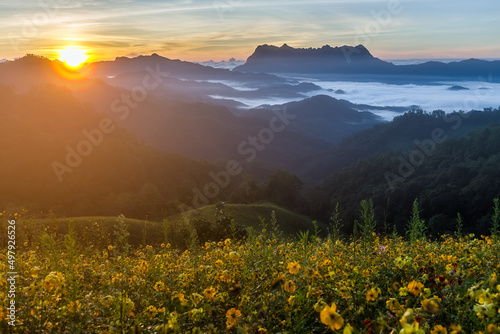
(235, 44, 500, 81)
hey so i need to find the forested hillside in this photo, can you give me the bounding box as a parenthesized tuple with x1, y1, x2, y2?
(303, 117, 500, 235)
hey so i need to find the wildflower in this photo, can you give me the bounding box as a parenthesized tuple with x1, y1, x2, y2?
(30, 266, 40, 278)
(422, 298, 440, 314)
(224, 238, 231, 246)
(430, 325, 447, 334)
(386, 298, 402, 314)
(42, 272, 65, 291)
(391, 282, 401, 292)
(343, 323, 354, 334)
(288, 261, 301, 274)
(258, 327, 268, 333)
(172, 293, 185, 303)
(474, 302, 496, 318)
(191, 293, 203, 305)
(366, 287, 379, 302)
(228, 251, 240, 260)
(284, 281, 296, 293)
(287, 295, 295, 305)
(190, 308, 204, 321)
(226, 308, 241, 328)
(108, 245, 113, 251)
(487, 324, 497, 333)
(320, 302, 344, 331)
(408, 280, 424, 297)
(203, 286, 216, 299)
(314, 299, 328, 312)
(450, 325, 465, 334)
(146, 305, 158, 319)
(153, 281, 165, 292)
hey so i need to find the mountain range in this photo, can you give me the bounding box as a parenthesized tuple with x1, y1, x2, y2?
(1, 45, 499, 235)
(235, 44, 500, 82)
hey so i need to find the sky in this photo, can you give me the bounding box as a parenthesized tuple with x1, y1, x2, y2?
(1, 0, 499, 62)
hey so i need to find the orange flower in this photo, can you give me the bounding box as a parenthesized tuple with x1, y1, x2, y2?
(203, 286, 216, 299)
(320, 303, 344, 331)
(408, 280, 424, 297)
(366, 287, 379, 302)
(284, 281, 296, 293)
(422, 298, 440, 314)
(226, 308, 241, 328)
(288, 261, 301, 274)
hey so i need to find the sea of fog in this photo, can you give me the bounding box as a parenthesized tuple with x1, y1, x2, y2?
(210, 79, 500, 121)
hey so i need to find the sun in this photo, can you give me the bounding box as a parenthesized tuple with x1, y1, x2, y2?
(58, 48, 89, 69)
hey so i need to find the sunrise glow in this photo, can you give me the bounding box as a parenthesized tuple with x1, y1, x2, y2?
(58, 48, 89, 69)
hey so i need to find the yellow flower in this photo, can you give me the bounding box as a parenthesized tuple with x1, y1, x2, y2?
(320, 302, 344, 331)
(30, 266, 40, 278)
(284, 281, 296, 293)
(386, 298, 402, 314)
(224, 238, 231, 246)
(226, 308, 241, 328)
(204, 286, 216, 299)
(287, 295, 295, 305)
(487, 324, 497, 333)
(343, 323, 354, 334)
(107, 245, 113, 251)
(146, 305, 157, 319)
(42, 272, 65, 291)
(366, 287, 379, 302)
(229, 251, 240, 260)
(258, 327, 268, 333)
(172, 293, 185, 303)
(68, 300, 81, 313)
(450, 324, 464, 334)
(430, 325, 447, 334)
(408, 280, 424, 297)
(288, 261, 301, 274)
(153, 281, 165, 292)
(422, 298, 440, 314)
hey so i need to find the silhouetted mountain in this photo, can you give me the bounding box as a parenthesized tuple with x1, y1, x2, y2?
(235, 44, 392, 74)
(0, 55, 332, 170)
(235, 44, 500, 81)
(88, 53, 287, 84)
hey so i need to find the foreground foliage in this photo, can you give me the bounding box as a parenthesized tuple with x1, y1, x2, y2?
(1, 217, 499, 334)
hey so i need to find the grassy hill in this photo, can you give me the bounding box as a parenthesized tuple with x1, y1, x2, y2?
(170, 202, 321, 236)
(11, 203, 321, 249)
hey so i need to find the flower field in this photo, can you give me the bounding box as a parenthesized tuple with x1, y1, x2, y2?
(1, 216, 500, 333)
